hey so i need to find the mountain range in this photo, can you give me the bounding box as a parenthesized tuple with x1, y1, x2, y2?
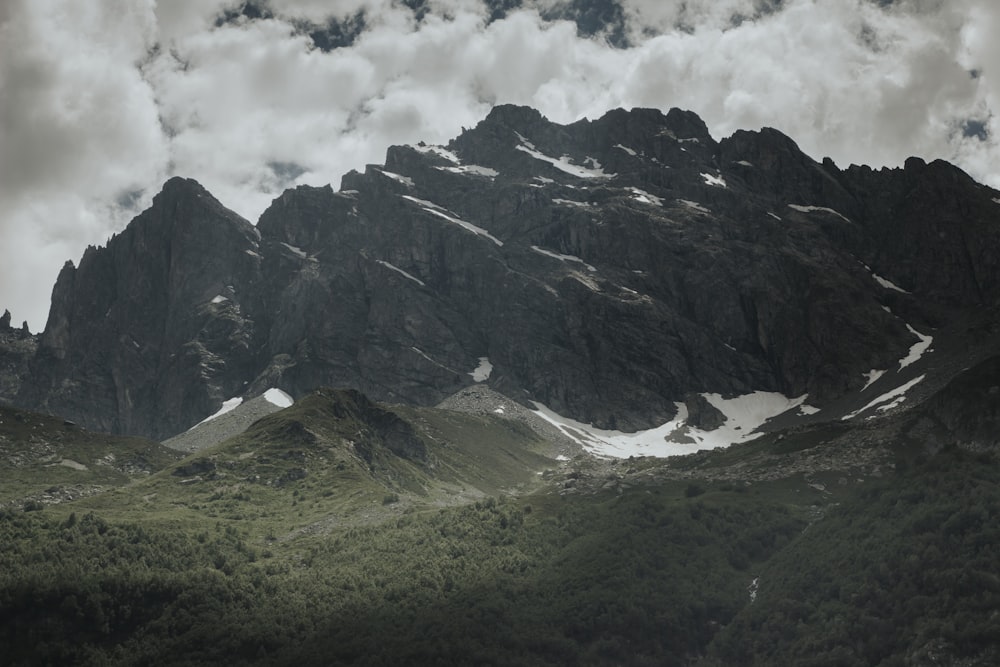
(4, 103, 1000, 445)
(2, 104, 1000, 666)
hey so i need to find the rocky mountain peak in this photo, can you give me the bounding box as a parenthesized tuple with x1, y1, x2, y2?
(19, 176, 266, 438)
(480, 103, 548, 130)
(0, 308, 36, 405)
(256, 183, 344, 250)
(662, 107, 714, 141)
(0, 309, 22, 337)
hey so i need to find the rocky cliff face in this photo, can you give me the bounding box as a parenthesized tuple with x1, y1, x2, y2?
(7, 105, 1000, 439)
(0, 310, 35, 402)
(19, 179, 263, 438)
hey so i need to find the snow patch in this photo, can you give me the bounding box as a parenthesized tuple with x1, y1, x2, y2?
(437, 165, 498, 178)
(263, 388, 293, 408)
(863, 264, 908, 293)
(570, 273, 601, 292)
(678, 199, 710, 214)
(531, 245, 597, 272)
(376, 260, 425, 286)
(531, 391, 807, 458)
(210, 295, 229, 304)
(404, 194, 465, 213)
(899, 324, 933, 370)
(842, 375, 925, 420)
(280, 242, 310, 260)
(533, 176, 555, 185)
(701, 172, 727, 187)
(862, 369, 885, 391)
(58, 458, 88, 471)
(379, 170, 414, 187)
(993, 197, 1000, 205)
(628, 187, 663, 206)
(552, 198, 591, 208)
(514, 131, 536, 151)
(872, 272, 909, 293)
(411, 347, 459, 374)
(788, 204, 852, 222)
(799, 404, 821, 416)
(614, 144, 638, 156)
(469, 357, 493, 382)
(194, 397, 243, 428)
(411, 144, 460, 163)
(402, 195, 503, 246)
(515, 143, 615, 179)
(767, 212, 782, 221)
(736, 160, 754, 167)
(244, 249, 261, 259)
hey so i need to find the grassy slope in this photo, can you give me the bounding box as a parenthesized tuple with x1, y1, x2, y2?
(66, 389, 557, 541)
(1, 384, 999, 665)
(0, 404, 181, 506)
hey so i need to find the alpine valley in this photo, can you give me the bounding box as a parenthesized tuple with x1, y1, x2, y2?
(2, 105, 1000, 666)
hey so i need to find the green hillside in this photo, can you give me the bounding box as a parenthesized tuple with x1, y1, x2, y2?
(704, 446, 1000, 666)
(0, 404, 181, 508)
(1, 386, 998, 666)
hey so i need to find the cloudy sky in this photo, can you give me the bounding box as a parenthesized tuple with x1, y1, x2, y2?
(1, 0, 998, 330)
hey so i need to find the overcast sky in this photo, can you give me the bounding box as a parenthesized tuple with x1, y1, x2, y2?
(1, 0, 998, 330)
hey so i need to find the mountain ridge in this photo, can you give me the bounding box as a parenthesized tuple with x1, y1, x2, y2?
(3, 104, 1000, 442)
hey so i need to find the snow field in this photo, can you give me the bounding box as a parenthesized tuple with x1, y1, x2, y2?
(842, 375, 925, 420)
(437, 165, 498, 178)
(899, 324, 932, 370)
(401, 195, 503, 246)
(376, 260, 425, 286)
(700, 172, 727, 187)
(514, 134, 614, 179)
(410, 144, 460, 163)
(469, 357, 493, 382)
(530, 245, 596, 272)
(378, 170, 414, 187)
(628, 187, 663, 206)
(532, 391, 810, 458)
(263, 388, 293, 408)
(193, 397, 243, 428)
(787, 204, 852, 222)
(678, 199, 710, 214)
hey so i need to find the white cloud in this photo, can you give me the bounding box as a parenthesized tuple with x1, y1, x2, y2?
(0, 0, 168, 329)
(1, 0, 999, 330)
(153, 0, 234, 44)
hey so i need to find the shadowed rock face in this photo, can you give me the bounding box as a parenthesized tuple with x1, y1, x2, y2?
(0, 310, 36, 401)
(8, 106, 1000, 439)
(18, 178, 263, 438)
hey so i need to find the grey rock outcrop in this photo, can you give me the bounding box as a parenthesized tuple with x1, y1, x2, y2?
(0, 310, 36, 403)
